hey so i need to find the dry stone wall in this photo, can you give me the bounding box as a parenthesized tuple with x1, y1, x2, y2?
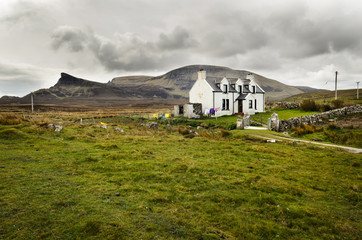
(269, 104, 361, 132)
(273, 102, 300, 109)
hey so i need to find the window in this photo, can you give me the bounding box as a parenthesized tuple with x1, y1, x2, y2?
(252, 86, 256, 93)
(255, 99, 257, 110)
(222, 99, 230, 110)
(238, 85, 242, 93)
(223, 84, 228, 93)
(249, 100, 253, 109)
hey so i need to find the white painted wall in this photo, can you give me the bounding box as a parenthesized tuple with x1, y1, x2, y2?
(189, 70, 214, 113)
(189, 71, 265, 116)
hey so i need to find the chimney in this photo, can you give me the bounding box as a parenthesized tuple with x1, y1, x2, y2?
(198, 69, 206, 80)
(246, 73, 254, 81)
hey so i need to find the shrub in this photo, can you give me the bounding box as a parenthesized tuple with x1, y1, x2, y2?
(300, 99, 320, 111)
(331, 99, 344, 109)
(0, 113, 23, 125)
(303, 124, 315, 134)
(178, 125, 189, 136)
(291, 124, 323, 136)
(320, 104, 332, 112)
(327, 123, 340, 130)
(291, 126, 305, 136)
(220, 129, 231, 138)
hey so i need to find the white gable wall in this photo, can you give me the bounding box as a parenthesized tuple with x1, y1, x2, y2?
(189, 76, 214, 113)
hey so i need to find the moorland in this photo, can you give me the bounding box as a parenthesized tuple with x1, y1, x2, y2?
(0, 104, 361, 239)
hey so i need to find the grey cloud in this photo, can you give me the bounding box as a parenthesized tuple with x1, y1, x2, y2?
(157, 26, 197, 50)
(51, 26, 87, 52)
(50, 26, 195, 71)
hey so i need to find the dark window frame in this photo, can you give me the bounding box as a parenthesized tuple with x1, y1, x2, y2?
(223, 84, 228, 93)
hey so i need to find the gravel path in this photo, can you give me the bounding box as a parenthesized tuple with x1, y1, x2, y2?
(252, 134, 362, 154)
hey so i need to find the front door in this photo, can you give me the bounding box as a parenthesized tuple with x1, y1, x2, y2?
(238, 100, 243, 113)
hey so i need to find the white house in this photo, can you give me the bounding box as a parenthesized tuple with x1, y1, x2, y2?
(189, 69, 265, 116)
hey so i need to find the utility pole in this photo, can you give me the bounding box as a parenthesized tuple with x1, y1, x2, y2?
(334, 71, 338, 100)
(31, 92, 34, 113)
(357, 82, 360, 100)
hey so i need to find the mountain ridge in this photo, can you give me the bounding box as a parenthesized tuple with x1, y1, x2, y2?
(0, 65, 324, 106)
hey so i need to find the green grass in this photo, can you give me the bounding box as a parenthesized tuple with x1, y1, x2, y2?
(0, 118, 361, 239)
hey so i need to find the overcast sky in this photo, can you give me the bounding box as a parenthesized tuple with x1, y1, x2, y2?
(1, 0, 361, 97)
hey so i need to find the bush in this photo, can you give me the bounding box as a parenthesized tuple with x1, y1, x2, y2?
(300, 100, 320, 111)
(291, 124, 323, 136)
(327, 123, 340, 130)
(0, 113, 23, 125)
(331, 99, 344, 109)
(178, 125, 189, 136)
(220, 129, 231, 138)
(320, 104, 332, 112)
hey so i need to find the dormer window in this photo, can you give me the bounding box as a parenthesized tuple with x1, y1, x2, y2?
(223, 84, 228, 93)
(238, 85, 242, 93)
(252, 86, 256, 94)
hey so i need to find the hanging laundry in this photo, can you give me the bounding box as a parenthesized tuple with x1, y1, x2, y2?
(210, 108, 215, 114)
(204, 108, 210, 115)
(165, 113, 170, 118)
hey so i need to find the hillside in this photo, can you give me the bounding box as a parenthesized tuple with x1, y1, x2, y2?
(282, 89, 361, 104)
(0, 65, 325, 106)
(0, 73, 181, 106)
(112, 65, 323, 100)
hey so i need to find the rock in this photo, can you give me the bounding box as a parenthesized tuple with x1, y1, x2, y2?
(54, 125, 63, 132)
(273, 102, 300, 109)
(266, 139, 276, 143)
(101, 125, 107, 129)
(115, 127, 124, 133)
(147, 122, 158, 129)
(189, 130, 199, 135)
(48, 123, 63, 132)
(197, 126, 203, 129)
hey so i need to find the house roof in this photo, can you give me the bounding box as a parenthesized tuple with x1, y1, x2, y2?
(203, 75, 265, 94)
(236, 94, 249, 100)
(205, 77, 223, 92)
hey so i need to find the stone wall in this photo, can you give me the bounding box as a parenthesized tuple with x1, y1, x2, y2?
(269, 104, 362, 132)
(272, 102, 300, 109)
(175, 103, 203, 118)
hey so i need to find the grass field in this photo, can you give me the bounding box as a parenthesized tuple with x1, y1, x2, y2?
(0, 111, 361, 239)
